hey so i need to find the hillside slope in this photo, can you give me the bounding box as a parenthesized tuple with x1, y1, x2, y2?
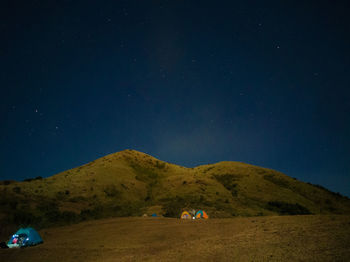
(1, 149, 350, 232)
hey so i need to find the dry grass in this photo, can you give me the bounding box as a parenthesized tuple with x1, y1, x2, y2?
(1, 215, 349, 261)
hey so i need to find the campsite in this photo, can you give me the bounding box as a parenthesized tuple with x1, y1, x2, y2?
(1, 150, 350, 260)
(1, 215, 350, 261)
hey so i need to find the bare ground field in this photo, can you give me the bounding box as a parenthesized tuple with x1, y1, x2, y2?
(1, 215, 349, 262)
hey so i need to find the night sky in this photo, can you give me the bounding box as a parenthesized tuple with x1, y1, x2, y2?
(1, 1, 349, 196)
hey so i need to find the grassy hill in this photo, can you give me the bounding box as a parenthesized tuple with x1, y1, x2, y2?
(1, 149, 350, 235)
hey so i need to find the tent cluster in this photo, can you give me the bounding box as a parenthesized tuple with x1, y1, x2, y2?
(180, 210, 208, 220)
(142, 213, 160, 217)
(4, 228, 43, 248)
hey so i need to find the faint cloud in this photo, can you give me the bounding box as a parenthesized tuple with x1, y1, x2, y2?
(154, 123, 235, 166)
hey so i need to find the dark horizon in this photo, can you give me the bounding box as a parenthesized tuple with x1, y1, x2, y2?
(1, 1, 349, 197)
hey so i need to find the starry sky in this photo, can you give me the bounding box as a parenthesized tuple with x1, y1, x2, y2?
(1, 1, 349, 196)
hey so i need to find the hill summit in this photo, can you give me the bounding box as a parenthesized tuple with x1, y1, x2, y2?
(1, 149, 350, 230)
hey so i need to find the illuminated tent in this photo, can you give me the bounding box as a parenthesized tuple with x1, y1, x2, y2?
(180, 211, 191, 219)
(195, 210, 209, 219)
(7, 228, 43, 248)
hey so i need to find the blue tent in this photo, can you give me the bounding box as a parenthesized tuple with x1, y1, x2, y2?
(7, 227, 43, 248)
(151, 213, 158, 217)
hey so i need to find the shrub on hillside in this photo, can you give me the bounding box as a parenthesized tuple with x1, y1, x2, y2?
(161, 196, 185, 217)
(37, 201, 59, 213)
(155, 161, 166, 169)
(9, 200, 18, 210)
(114, 201, 143, 217)
(12, 187, 21, 194)
(79, 201, 142, 221)
(0, 194, 18, 210)
(12, 210, 40, 226)
(132, 163, 159, 182)
(2, 180, 13, 185)
(56, 191, 69, 200)
(203, 166, 214, 173)
(161, 194, 213, 217)
(213, 174, 238, 197)
(69, 196, 88, 202)
(60, 211, 79, 224)
(266, 201, 311, 215)
(307, 182, 349, 200)
(263, 174, 290, 189)
(103, 185, 121, 198)
(23, 176, 43, 182)
(80, 208, 99, 220)
(256, 169, 267, 175)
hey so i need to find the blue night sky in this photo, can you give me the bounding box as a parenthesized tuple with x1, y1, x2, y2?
(1, 1, 349, 196)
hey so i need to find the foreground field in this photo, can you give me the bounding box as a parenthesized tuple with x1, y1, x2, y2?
(1, 215, 349, 261)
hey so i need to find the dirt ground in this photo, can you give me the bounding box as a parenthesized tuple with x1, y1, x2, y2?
(1, 215, 349, 261)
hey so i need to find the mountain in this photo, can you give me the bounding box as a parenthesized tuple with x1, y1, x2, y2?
(1, 149, 350, 233)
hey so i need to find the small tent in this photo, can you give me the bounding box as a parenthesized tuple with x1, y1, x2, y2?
(195, 210, 209, 219)
(7, 228, 43, 248)
(151, 213, 158, 217)
(180, 211, 191, 219)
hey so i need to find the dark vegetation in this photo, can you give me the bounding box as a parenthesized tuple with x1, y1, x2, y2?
(161, 194, 216, 217)
(23, 176, 43, 182)
(307, 182, 350, 200)
(103, 185, 121, 198)
(131, 162, 160, 204)
(80, 201, 142, 220)
(263, 174, 290, 189)
(0, 192, 143, 240)
(154, 160, 166, 169)
(0, 182, 144, 240)
(266, 201, 311, 215)
(213, 174, 239, 197)
(161, 196, 184, 217)
(12, 187, 21, 194)
(0, 180, 15, 186)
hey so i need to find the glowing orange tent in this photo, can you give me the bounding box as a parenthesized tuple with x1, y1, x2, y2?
(180, 211, 191, 219)
(195, 210, 208, 219)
